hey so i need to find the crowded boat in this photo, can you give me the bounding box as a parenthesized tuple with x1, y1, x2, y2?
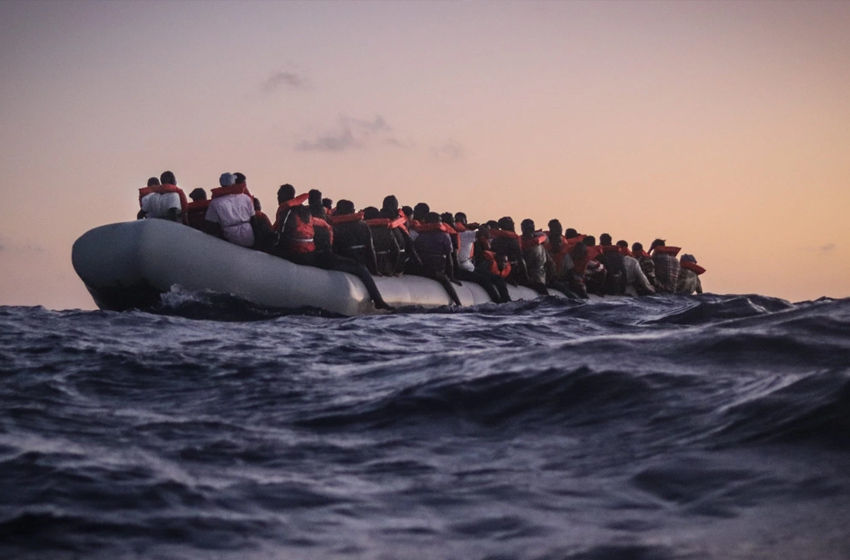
(135, 170, 705, 309)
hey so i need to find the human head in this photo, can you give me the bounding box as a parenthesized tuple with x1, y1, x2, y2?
(565, 228, 579, 239)
(322, 198, 333, 210)
(233, 172, 246, 184)
(548, 219, 562, 236)
(520, 219, 535, 235)
(308, 189, 323, 207)
(617, 240, 628, 249)
(650, 238, 666, 252)
(681, 254, 697, 264)
(632, 242, 645, 255)
(413, 202, 430, 221)
(188, 188, 206, 201)
(486, 220, 500, 230)
(253, 197, 262, 212)
(219, 173, 236, 187)
(497, 216, 515, 232)
(402, 206, 413, 219)
(425, 212, 442, 224)
(277, 184, 295, 203)
(147, 177, 160, 187)
(160, 171, 176, 185)
(440, 212, 455, 226)
(599, 233, 612, 246)
(583, 235, 596, 246)
(363, 206, 381, 220)
(476, 225, 490, 239)
(382, 195, 399, 215)
(454, 212, 468, 226)
(336, 199, 355, 215)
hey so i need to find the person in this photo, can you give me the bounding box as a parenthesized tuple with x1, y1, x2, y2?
(544, 220, 582, 298)
(650, 239, 681, 293)
(364, 206, 403, 276)
(440, 212, 503, 303)
(204, 173, 255, 247)
(519, 219, 551, 296)
(412, 212, 463, 306)
(453, 212, 478, 273)
(407, 202, 430, 241)
(381, 195, 414, 273)
(632, 242, 660, 291)
(617, 240, 654, 296)
(251, 196, 274, 248)
(676, 254, 705, 294)
(596, 233, 627, 295)
(330, 200, 379, 275)
(490, 217, 529, 285)
(471, 225, 512, 302)
(138, 171, 188, 223)
(186, 188, 210, 230)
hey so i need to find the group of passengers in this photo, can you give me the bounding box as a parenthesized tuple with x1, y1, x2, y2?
(137, 171, 705, 308)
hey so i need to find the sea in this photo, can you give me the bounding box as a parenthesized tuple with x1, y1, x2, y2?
(1, 293, 849, 560)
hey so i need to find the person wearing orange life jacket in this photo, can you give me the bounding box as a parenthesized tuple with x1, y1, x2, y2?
(411, 212, 462, 306)
(616, 240, 654, 296)
(543, 219, 582, 299)
(272, 183, 315, 264)
(519, 219, 551, 296)
(381, 195, 416, 274)
(490, 216, 529, 286)
(631, 242, 660, 291)
(330, 199, 379, 275)
(406, 202, 431, 243)
(650, 238, 681, 293)
(595, 233, 628, 296)
(363, 206, 403, 276)
(204, 173, 255, 248)
(185, 188, 211, 231)
(470, 225, 512, 303)
(453, 213, 478, 273)
(676, 254, 705, 294)
(438, 212, 504, 303)
(138, 171, 188, 223)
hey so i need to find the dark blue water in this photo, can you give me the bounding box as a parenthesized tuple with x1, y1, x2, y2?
(2, 294, 849, 559)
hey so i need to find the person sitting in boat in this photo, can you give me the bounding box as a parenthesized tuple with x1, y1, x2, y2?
(412, 212, 462, 306)
(519, 219, 551, 296)
(491, 217, 529, 287)
(595, 233, 628, 296)
(650, 239, 681, 293)
(407, 202, 431, 241)
(616, 240, 655, 296)
(471, 225, 512, 303)
(441, 212, 503, 303)
(453, 212, 478, 274)
(381, 195, 415, 273)
(631, 242, 660, 291)
(330, 200, 379, 275)
(204, 173, 255, 248)
(185, 188, 210, 231)
(271, 183, 313, 263)
(251, 196, 274, 248)
(138, 172, 188, 223)
(676, 254, 704, 294)
(544, 219, 582, 298)
(364, 206, 403, 276)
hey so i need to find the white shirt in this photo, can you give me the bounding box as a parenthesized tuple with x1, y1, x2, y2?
(457, 230, 477, 272)
(624, 255, 654, 293)
(141, 192, 181, 219)
(205, 194, 255, 248)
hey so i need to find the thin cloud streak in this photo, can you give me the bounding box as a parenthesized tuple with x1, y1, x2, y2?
(262, 71, 306, 93)
(295, 115, 407, 152)
(431, 140, 465, 161)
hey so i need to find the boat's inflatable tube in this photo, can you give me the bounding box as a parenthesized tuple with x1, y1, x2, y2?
(72, 220, 561, 315)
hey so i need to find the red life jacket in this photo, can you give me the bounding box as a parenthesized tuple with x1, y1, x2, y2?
(255, 210, 273, 232)
(365, 217, 407, 229)
(282, 211, 316, 254)
(211, 184, 252, 199)
(680, 261, 706, 275)
(483, 250, 511, 278)
(312, 217, 334, 245)
(186, 200, 211, 230)
(272, 194, 311, 230)
(545, 233, 571, 270)
(652, 246, 681, 257)
(634, 249, 651, 258)
(490, 229, 519, 240)
(520, 232, 547, 251)
(139, 184, 189, 224)
(328, 212, 365, 226)
(573, 245, 603, 275)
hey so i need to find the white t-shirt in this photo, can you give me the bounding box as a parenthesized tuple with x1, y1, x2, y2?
(205, 194, 255, 248)
(141, 192, 181, 219)
(457, 230, 477, 272)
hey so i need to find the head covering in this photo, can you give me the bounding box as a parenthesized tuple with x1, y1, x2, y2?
(219, 173, 236, 187)
(681, 254, 697, 263)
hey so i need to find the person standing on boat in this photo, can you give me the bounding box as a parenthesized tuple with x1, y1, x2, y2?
(138, 172, 188, 223)
(204, 173, 255, 248)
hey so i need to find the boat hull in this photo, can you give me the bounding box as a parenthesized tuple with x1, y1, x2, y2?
(72, 220, 556, 315)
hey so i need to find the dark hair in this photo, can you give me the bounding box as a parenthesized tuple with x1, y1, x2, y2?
(650, 238, 666, 251)
(147, 177, 161, 187)
(188, 187, 206, 201)
(440, 212, 455, 226)
(425, 212, 442, 224)
(233, 172, 246, 183)
(454, 212, 467, 225)
(363, 206, 381, 220)
(565, 228, 579, 239)
(336, 199, 355, 215)
(253, 196, 262, 211)
(599, 233, 612, 246)
(402, 206, 413, 218)
(520, 219, 535, 234)
(617, 240, 628, 248)
(497, 216, 514, 231)
(277, 184, 295, 201)
(486, 220, 500, 230)
(583, 235, 596, 246)
(413, 202, 430, 219)
(632, 242, 644, 254)
(322, 198, 333, 210)
(548, 219, 562, 235)
(160, 171, 176, 185)
(382, 195, 399, 215)
(308, 189, 322, 205)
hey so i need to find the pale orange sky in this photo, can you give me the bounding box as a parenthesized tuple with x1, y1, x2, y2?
(1, 0, 848, 310)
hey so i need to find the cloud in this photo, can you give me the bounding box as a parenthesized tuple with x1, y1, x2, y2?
(819, 243, 836, 253)
(262, 70, 306, 93)
(295, 115, 407, 152)
(431, 140, 466, 161)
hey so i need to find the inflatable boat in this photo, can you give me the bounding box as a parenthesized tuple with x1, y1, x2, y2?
(72, 220, 565, 315)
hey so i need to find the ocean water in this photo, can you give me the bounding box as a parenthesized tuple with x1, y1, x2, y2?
(1, 294, 849, 560)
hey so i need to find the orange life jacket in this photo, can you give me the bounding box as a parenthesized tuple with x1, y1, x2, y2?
(520, 232, 547, 251)
(490, 229, 519, 240)
(483, 250, 511, 278)
(186, 199, 210, 229)
(272, 194, 311, 230)
(680, 261, 706, 275)
(328, 212, 365, 226)
(652, 246, 681, 257)
(312, 217, 334, 246)
(365, 217, 407, 229)
(282, 211, 315, 254)
(210, 184, 252, 199)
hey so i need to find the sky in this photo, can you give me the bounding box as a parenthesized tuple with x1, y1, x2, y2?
(1, 0, 848, 310)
